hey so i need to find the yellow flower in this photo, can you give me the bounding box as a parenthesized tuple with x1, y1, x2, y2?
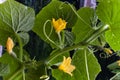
(58, 56, 75, 76)
(52, 18, 67, 33)
(6, 37, 14, 54)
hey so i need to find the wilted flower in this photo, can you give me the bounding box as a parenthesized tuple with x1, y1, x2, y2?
(117, 60, 120, 66)
(103, 48, 113, 55)
(6, 37, 14, 54)
(52, 18, 67, 33)
(58, 56, 75, 76)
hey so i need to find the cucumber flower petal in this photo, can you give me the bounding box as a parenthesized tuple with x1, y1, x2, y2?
(58, 56, 75, 76)
(52, 18, 67, 33)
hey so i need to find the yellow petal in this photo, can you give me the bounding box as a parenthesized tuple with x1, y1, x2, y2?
(6, 37, 14, 54)
(52, 18, 67, 33)
(58, 56, 76, 76)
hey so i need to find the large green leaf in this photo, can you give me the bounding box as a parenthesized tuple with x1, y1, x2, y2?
(52, 49, 100, 80)
(0, 0, 35, 45)
(96, 0, 120, 50)
(72, 7, 94, 43)
(33, 1, 77, 47)
(0, 53, 21, 80)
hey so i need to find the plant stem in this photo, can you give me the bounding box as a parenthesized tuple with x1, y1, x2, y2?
(85, 50, 90, 80)
(22, 67, 25, 80)
(58, 32, 63, 49)
(46, 42, 85, 64)
(46, 24, 110, 65)
(43, 20, 60, 48)
(83, 24, 110, 44)
(15, 33, 23, 62)
(15, 33, 25, 79)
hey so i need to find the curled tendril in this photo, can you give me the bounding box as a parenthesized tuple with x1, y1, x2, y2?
(68, 3, 91, 27)
(43, 20, 59, 48)
(58, 1, 91, 27)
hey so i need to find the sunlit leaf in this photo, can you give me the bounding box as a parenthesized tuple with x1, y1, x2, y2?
(96, 0, 120, 50)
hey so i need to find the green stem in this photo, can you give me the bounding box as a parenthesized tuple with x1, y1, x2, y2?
(15, 33, 23, 62)
(8, 67, 23, 80)
(22, 67, 25, 80)
(15, 33, 25, 80)
(83, 24, 110, 44)
(61, 31, 65, 45)
(43, 20, 60, 48)
(46, 24, 110, 65)
(58, 32, 63, 49)
(85, 50, 90, 80)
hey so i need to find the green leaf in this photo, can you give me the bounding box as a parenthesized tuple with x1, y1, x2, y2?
(0, 0, 35, 32)
(0, 0, 35, 45)
(73, 49, 100, 80)
(33, 1, 77, 47)
(25, 62, 46, 80)
(0, 63, 10, 76)
(0, 53, 21, 80)
(0, 21, 14, 45)
(107, 61, 120, 73)
(52, 49, 100, 80)
(110, 73, 120, 80)
(72, 7, 94, 43)
(18, 32, 29, 45)
(64, 31, 75, 46)
(49, 51, 69, 65)
(96, 0, 120, 50)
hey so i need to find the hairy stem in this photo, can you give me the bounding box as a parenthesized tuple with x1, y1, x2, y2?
(46, 24, 110, 65)
(15, 33, 25, 79)
(15, 33, 23, 62)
